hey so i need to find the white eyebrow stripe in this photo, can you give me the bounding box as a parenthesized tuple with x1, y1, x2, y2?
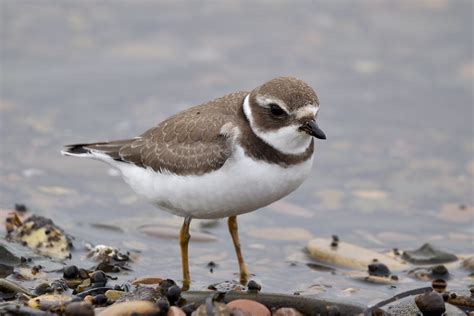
(295, 104, 319, 119)
(255, 95, 290, 113)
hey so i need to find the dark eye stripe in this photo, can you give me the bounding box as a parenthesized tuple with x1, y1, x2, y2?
(269, 103, 285, 116)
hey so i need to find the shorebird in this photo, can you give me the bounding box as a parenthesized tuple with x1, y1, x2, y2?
(62, 76, 326, 290)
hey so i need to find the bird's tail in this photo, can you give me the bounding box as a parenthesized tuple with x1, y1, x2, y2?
(61, 140, 132, 161)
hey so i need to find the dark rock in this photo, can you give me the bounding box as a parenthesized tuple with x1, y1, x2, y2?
(90, 270, 107, 286)
(15, 204, 28, 213)
(166, 285, 181, 304)
(156, 298, 170, 313)
(368, 263, 390, 277)
(247, 280, 261, 293)
(65, 302, 94, 316)
(402, 244, 457, 265)
(431, 265, 448, 276)
(63, 265, 79, 279)
(415, 291, 446, 315)
(93, 293, 108, 306)
(207, 261, 217, 273)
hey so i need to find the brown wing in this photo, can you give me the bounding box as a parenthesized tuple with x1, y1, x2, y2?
(117, 92, 246, 175)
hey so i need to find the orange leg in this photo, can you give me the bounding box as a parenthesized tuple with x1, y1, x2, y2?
(228, 216, 249, 284)
(179, 216, 192, 291)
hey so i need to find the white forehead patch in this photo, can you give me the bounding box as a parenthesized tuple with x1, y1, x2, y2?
(295, 104, 319, 120)
(243, 94, 313, 155)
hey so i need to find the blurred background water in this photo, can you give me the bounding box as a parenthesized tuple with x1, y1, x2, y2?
(0, 0, 473, 302)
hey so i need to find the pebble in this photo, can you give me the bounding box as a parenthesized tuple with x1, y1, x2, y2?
(65, 302, 94, 316)
(168, 306, 186, 316)
(227, 299, 270, 316)
(368, 263, 390, 277)
(105, 289, 125, 302)
(98, 300, 160, 316)
(132, 277, 163, 285)
(63, 265, 79, 279)
(415, 291, 446, 314)
(402, 243, 457, 264)
(432, 279, 447, 293)
(307, 238, 407, 270)
(90, 271, 107, 286)
(247, 280, 261, 293)
(93, 294, 109, 306)
(166, 285, 181, 304)
(272, 307, 303, 316)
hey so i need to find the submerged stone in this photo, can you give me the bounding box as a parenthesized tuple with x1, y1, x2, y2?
(307, 238, 407, 270)
(402, 243, 457, 265)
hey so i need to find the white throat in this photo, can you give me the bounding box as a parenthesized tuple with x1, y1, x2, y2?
(243, 94, 313, 155)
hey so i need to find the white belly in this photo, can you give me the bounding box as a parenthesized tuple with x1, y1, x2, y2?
(116, 146, 313, 219)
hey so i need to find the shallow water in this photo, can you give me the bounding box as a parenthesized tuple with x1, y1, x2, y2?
(1, 0, 473, 306)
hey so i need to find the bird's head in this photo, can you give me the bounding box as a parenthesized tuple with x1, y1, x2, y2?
(243, 76, 326, 155)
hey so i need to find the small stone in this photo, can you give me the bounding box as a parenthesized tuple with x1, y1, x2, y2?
(272, 307, 303, 316)
(368, 263, 390, 277)
(432, 279, 447, 293)
(63, 265, 79, 279)
(247, 280, 261, 293)
(431, 265, 448, 276)
(159, 279, 177, 293)
(157, 299, 170, 313)
(207, 261, 217, 273)
(132, 277, 163, 285)
(65, 302, 94, 316)
(90, 271, 107, 286)
(93, 294, 108, 306)
(402, 243, 457, 264)
(415, 291, 446, 314)
(168, 306, 186, 316)
(35, 282, 52, 295)
(166, 285, 181, 304)
(14, 204, 28, 212)
(227, 299, 270, 316)
(105, 290, 124, 302)
(98, 300, 160, 316)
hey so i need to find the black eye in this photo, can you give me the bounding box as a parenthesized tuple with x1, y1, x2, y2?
(269, 103, 285, 117)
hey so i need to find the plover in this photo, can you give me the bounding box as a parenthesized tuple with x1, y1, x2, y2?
(62, 77, 326, 290)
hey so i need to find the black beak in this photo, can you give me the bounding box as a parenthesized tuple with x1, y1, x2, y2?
(299, 121, 326, 139)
